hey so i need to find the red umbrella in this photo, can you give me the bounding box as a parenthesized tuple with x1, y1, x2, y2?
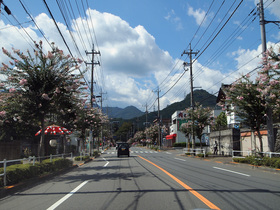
(35, 125, 72, 136)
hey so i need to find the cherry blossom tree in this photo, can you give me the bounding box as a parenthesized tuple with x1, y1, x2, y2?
(180, 122, 192, 149)
(0, 41, 85, 156)
(257, 46, 280, 116)
(144, 124, 159, 145)
(183, 104, 213, 149)
(220, 76, 267, 152)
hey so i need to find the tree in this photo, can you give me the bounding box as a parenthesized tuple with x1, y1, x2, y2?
(115, 122, 132, 142)
(180, 122, 192, 149)
(257, 46, 280, 117)
(0, 41, 85, 156)
(184, 104, 213, 149)
(213, 112, 227, 131)
(221, 76, 267, 152)
(144, 124, 159, 145)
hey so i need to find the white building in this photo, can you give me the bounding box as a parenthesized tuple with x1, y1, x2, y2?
(217, 84, 241, 128)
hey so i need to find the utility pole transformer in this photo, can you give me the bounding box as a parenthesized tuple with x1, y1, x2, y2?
(182, 43, 199, 152)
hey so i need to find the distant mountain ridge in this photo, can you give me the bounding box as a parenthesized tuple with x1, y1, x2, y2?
(104, 89, 218, 120)
(103, 106, 144, 120)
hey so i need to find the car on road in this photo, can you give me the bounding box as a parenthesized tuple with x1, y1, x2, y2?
(116, 142, 130, 157)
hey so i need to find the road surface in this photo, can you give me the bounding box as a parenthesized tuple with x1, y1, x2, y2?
(0, 147, 279, 210)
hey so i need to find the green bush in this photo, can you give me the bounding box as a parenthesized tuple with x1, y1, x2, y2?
(173, 142, 186, 147)
(74, 155, 90, 161)
(93, 151, 100, 157)
(196, 153, 205, 158)
(0, 158, 73, 187)
(233, 156, 280, 168)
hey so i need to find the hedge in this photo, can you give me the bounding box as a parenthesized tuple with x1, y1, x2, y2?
(0, 158, 73, 187)
(233, 156, 280, 169)
(173, 142, 207, 147)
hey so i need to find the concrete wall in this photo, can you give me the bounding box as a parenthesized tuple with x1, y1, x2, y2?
(0, 141, 21, 160)
(240, 131, 269, 153)
(210, 129, 240, 156)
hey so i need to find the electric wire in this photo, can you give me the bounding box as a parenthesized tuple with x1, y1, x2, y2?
(19, 0, 52, 48)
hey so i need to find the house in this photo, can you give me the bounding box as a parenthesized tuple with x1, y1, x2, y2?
(216, 84, 241, 128)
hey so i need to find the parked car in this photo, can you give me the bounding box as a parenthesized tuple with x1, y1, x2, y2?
(116, 142, 130, 157)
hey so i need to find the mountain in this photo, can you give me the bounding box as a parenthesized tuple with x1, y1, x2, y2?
(130, 89, 219, 129)
(105, 89, 218, 122)
(104, 106, 144, 120)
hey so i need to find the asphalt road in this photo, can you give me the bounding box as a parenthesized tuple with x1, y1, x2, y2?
(0, 147, 280, 210)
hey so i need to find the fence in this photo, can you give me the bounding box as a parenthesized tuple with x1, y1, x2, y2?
(183, 148, 206, 158)
(232, 150, 280, 158)
(0, 153, 73, 187)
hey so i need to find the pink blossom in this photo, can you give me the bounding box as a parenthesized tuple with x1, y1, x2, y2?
(55, 87, 60, 93)
(42, 93, 51, 100)
(77, 58, 83, 64)
(9, 88, 16, 93)
(2, 47, 9, 55)
(0, 111, 6, 117)
(47, 51, 53, 59)
(19, 79, 28, 85)
(2, 63, 9, 70)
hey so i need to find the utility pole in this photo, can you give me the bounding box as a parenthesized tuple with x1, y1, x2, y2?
(153, 88, 161, 149)
(258, 0, 279, 152)
(182, 43, 199, 153)
(85, 45, 100, 155)
(145, 103, 148, 141)
(96, 91, 106, 150)
(85, 45, 100, 108)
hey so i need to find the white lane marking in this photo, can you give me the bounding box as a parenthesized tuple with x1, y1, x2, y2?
(103, 158, 109, 167)
(166, 152, 172, 154)
(213, 167, 250, 177)
(174, 158, 186, 162)
(47, 180, 88, 210)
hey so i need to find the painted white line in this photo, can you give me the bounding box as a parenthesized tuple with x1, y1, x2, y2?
(174, 158, 186, 162)
(166, 152, 172, 154)
(213, 167, 250, 177)
(103, 158, 109, 167)
(47, 180, 88, 210)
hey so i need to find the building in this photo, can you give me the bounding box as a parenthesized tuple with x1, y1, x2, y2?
(216, 84, 241, 128)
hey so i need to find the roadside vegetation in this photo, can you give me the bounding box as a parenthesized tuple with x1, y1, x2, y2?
(0, 158, 72, 187)
(233, 156, 280, 169)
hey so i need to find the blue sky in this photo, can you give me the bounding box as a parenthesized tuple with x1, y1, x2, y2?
(0, 0, 280, 112)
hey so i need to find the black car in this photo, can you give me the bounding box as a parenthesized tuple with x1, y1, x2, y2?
(116, 142, 130, 157)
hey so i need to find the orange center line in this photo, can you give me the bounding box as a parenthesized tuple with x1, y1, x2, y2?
(138, 155, 220, 210)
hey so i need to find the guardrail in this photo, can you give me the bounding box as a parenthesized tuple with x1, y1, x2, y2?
(183, 148, 206, 158)
(232, 150, 280, 158)
(0, 153, 73, 187)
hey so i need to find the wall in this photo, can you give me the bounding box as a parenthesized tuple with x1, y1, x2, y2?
(240, 130, 270, 153)
(0, 141, 21, 160)
(210, 129, 240, 156)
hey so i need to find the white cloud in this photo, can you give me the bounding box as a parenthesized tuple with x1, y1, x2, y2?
(187, 7, 206, 25)
(164, 9, 183, 31)
(1, 6, 279, 111)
